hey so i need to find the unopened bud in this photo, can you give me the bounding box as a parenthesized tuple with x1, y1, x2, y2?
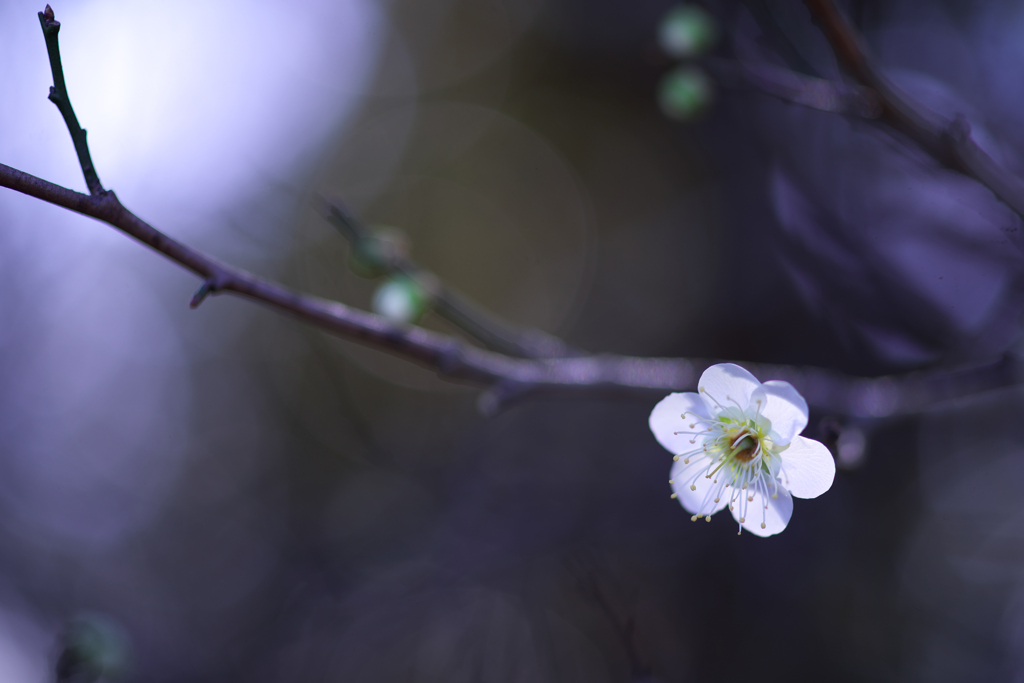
(658, 66, 714, 122)
(371, 276, 428, 323)
(658, 4, 718, 59)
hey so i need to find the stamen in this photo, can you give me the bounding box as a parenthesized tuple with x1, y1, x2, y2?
(700, 387, 728, 411)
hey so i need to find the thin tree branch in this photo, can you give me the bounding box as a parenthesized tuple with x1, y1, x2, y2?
(38, 4, 103, 196)
(320, 199, 575, 359)
(2, 161, 1022, 417)
(802, 0, 1024, 221)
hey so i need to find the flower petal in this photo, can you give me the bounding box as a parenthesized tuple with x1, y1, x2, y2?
(671, 455, 729, 517)
(649, 392, 711, 455)
(750, 380, 808, 445)
(729, 484, 793, 537)
(697, 363, 761, 415)
(780, 435, 836, 499)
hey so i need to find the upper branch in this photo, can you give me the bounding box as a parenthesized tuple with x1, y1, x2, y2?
(802, 0, 1024, 221)
(704, 57, 881, 118)
(38, 4, 104, 195)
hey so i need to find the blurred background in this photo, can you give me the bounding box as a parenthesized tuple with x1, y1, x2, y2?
(3, 0, 1024, 680)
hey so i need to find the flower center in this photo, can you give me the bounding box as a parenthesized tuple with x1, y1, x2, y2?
(731, 434, 758, 462)
(672, 392, 782, 534)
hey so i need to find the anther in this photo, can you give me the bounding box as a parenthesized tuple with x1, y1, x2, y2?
(673, 455, 680, 461)
(691, 515, 698, 522)
(669, 479, 674, 484)
(713, 497, 720, 503)
(690, 485, 696, 491)
(705, 516, 711, 523)
(760, 522, 766, 529)
(739, 517, 745, 523)
(747, 495, 754, 502)
(670, 493, 677, 499)
(683, 458, 690, 464)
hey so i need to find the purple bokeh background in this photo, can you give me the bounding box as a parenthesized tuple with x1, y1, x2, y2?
(2, 0, 1024, 681)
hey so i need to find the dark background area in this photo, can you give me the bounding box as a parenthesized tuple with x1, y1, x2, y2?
(2, 0, 1024, 681)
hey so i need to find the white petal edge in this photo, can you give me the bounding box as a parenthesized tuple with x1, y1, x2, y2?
(649, 392, 710, 455)
(697, 363, 761, 416)
(671, 456, 729, 517)
(750, 380, 809, 445)
(779, 435, 836, 499)
(730, 484, 793, 537)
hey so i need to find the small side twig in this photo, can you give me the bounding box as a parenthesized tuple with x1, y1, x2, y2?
(38, 4, 103, 196)
(320, 199, 575, 359)
(802, 0, 1024, 221)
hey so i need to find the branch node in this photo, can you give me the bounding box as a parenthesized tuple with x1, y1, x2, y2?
(477, 381, 533, 417)
(189, 280, 217, 309)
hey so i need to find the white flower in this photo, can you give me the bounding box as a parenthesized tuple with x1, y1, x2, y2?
(649, 363, 835, 537)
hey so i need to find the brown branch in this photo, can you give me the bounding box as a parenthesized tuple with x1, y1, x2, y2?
(3, 161, 1022, 419)
(802, 0, 1024, 220)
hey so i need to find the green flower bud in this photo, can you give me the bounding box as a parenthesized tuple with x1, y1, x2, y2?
(371, 276, 429, 323)
(658, 65, 714, 122)
(658, 4, 718, 59)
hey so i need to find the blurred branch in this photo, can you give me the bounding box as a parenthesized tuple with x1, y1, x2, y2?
(38, 5, 103, 196)
(803, 0, 1024, 221)
(2, 5, 1022, 420)
(320, 200, 575, 359)
(705, 57, 882, 118)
